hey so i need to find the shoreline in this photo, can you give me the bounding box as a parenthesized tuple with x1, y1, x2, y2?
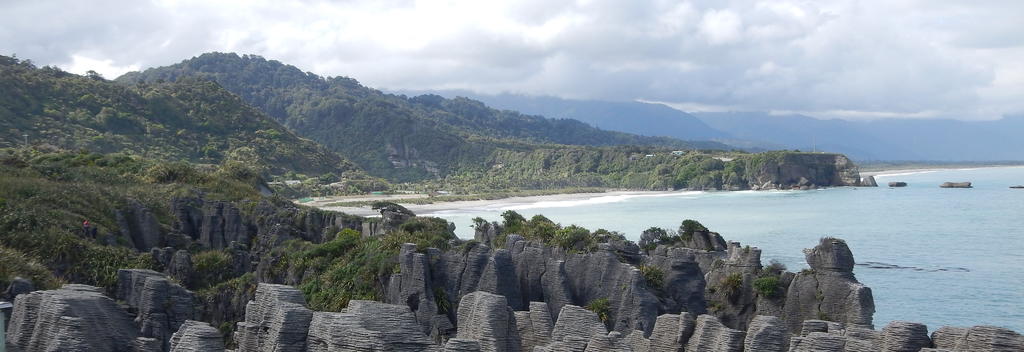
(308, 165, 1024, 216)
(315, 190, 676, 216)
(861, 164, 1024, 177)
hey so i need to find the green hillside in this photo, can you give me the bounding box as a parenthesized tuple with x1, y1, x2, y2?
(118, 53, 729, 182)
(0, 55, 371, 184)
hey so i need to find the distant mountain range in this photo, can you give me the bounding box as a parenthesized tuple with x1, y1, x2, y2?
(407, 91, 1023, 162)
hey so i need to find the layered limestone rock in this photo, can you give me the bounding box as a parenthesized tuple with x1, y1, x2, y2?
(6, 285, 138, 351)
(704, 243, 763, 330)
(306, 300, 437, 351)
(116, 269, 198, 350)
(880, 321, 932, 352)
(547, 305, 608, 348)
(117, 199, 163, 251)
(685, 314, 745, 352)
(456, 291, 522, 352)
(514, 302, 553, 351)
(860, 176, 878, 187)
(929, 325, 1024, 352)
(744, 315, 789, 352)
(169, 320, 225, 352)
(783, 238, 874, 333)
(389, 236, 706, 340)
(235, 284, 313, 352)
(741, 153, 862, 189)
(646, 313, 695, 352)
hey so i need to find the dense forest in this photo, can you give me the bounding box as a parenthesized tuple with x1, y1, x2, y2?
(118, 53, 729, 182)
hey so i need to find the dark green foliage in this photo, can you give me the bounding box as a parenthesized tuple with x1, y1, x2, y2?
(639, 265, 665, 290)
(586, 298, 612, 325)
(0, 149, 265, 290)
(0, 246, 64, 290)
(278, 222, 456, 311)
(191, 250, 234, 290)
(0, 55, 372, 184)
(434, 286, 451, 314)
(553, 225, 596, 253)
(679, 219, 708, 241)
(753, 276, 781, 298)
(117, 53, 725, 183)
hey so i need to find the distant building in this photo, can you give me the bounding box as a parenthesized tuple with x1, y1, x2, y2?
(645, 154, 655, 158)
(284, 180, 302, 185)
(671, 150, 685, 156)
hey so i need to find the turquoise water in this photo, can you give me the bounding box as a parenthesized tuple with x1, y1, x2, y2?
(431, 167, 1024, 332)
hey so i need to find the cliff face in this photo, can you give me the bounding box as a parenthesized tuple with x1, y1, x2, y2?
(740, 153, 866, 190)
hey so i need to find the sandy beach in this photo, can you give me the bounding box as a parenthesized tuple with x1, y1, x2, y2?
(861, 165, 1024, 178)
(312, 190, 679, 216)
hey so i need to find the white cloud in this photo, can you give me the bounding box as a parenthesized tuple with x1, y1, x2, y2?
(0, 0, 1022, 120)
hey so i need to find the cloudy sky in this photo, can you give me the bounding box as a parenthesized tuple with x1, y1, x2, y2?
(2, 0, 1021, 120)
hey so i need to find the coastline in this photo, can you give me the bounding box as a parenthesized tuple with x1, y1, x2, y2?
(315, 190, 678, 216)
(861, 164, 1024, 178)
(308, 165, 1024, 216)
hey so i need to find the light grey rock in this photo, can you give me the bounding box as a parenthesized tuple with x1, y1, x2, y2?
(844, 324, 882, 352)
(169, 320, 225, 352)
(136, 337, 163, 351)
(584, 332, 633, 351)
(789, 332, 847, 352)
(387, 243, 441, 334)
(305, 300, 437, 351)
(931, 326, 968, 350)
(783, 238, 874, 333)
(800, 320, 830, 336)
(444, 338, 483, 351)
(647, 313, 695, 352)
(624, 330, 651, 352)
(549, 305, 607, 345)
(744, 315, 789, 352)
(116, 269, 197, 351)
(685, 315, 745, 352)
(456, 291, 521, 352)
(6, 285, 138, 352)
(804, 238, 855, 272)
(235, 284, 312, 352)
(880, 321, 932, 352)
(930, 325, 1024, 352)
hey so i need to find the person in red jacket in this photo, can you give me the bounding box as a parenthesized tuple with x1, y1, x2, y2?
(82, 220, 94, 238)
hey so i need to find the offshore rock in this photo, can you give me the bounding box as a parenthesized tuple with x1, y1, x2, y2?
(783, 238, 873, 333)
(169, 320, 225, 352)
(860, 176, 878, 187)
(685, 314, 745, 352)
(305, 300, 437, 351)
(744, 315, 789, 352)
(116, 269, 198, 350)
(235, 283, 313, 352)
(888, 182, 908, 187)
(6, 284, 138, 352)
(456, 291, 522, 352)
(879, 321, 932, 352)
(940, 182, 972, 188)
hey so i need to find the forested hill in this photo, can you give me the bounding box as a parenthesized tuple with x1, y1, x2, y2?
(0, 55, 367, 179)
(117, 52, 729, 181)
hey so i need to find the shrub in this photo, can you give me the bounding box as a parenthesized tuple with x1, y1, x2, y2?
(586, 298, 611, 324)
(191, 250, 235, 289)
(679, 219, 707, 241)
(639, 265, 665, 290)
(720, 273, 744, 298)
(753, 276, 780, 298)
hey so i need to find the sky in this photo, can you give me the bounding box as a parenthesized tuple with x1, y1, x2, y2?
(2, 0, 1022, 121)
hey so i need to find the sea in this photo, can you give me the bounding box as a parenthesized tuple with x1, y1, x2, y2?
(429, 166, 1024, 332)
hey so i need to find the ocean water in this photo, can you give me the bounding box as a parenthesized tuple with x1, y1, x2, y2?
(430, 166, 1024, 332)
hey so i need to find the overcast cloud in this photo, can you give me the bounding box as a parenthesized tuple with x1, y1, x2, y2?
(2, 0, 1022, 120)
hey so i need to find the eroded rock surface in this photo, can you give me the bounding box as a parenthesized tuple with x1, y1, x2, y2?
(6, 285, 138, 352)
